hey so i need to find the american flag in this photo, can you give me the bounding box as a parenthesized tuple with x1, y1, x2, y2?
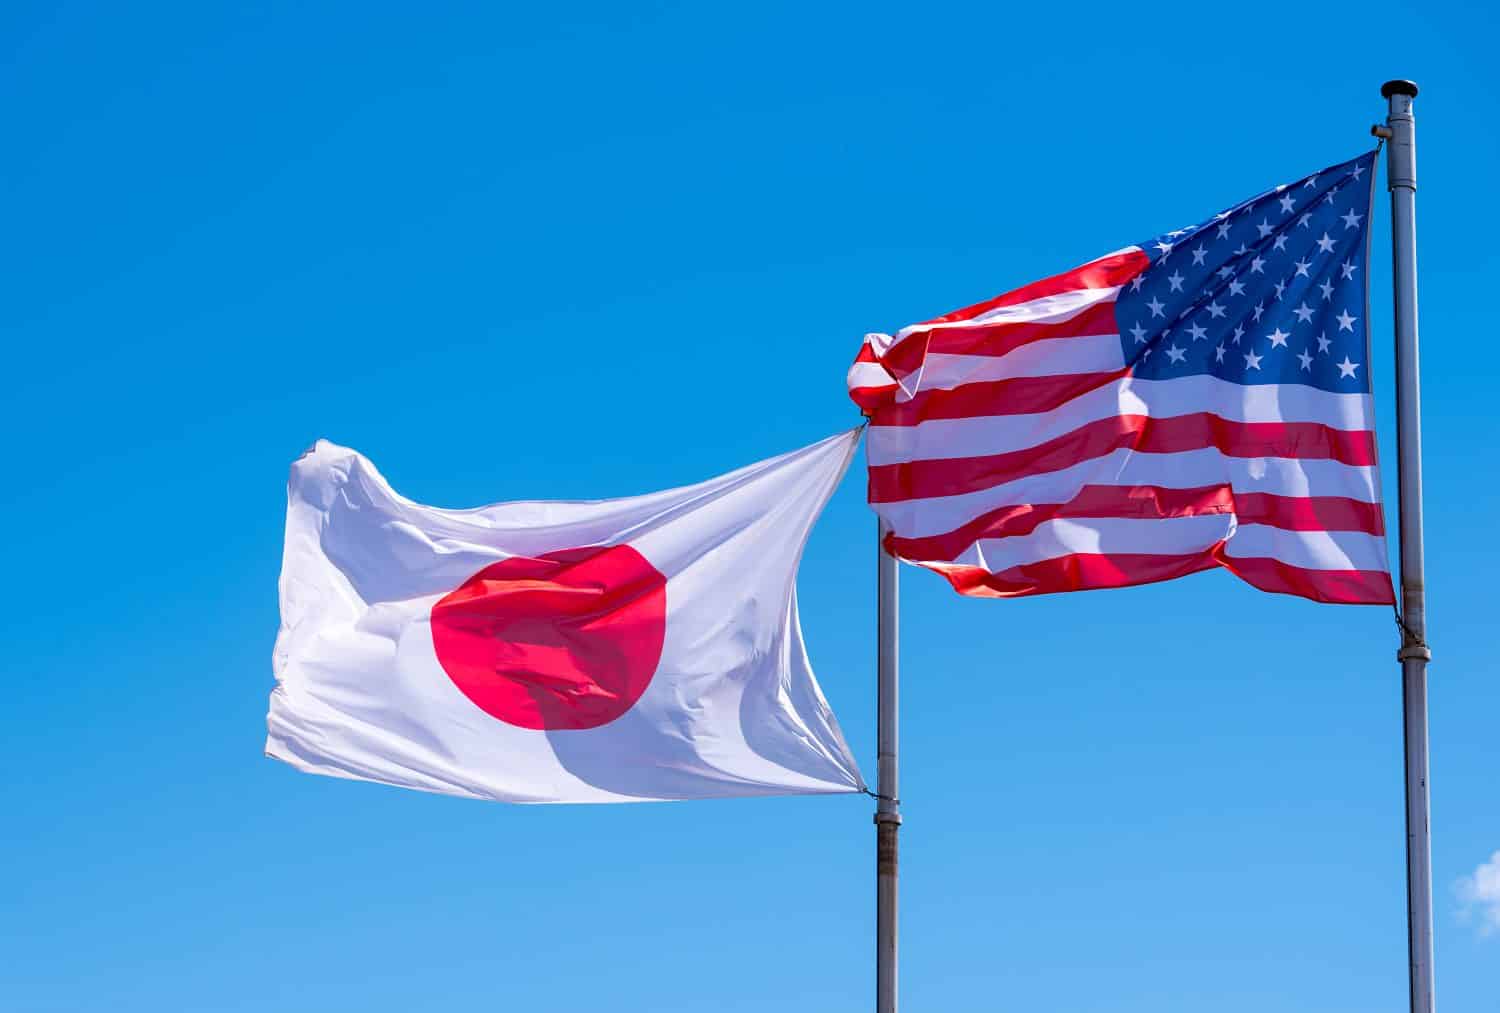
(848, 152, 1394, 605)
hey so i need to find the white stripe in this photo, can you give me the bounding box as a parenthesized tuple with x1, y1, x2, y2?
(893, 333, 1125, 401)
(944, 514, 1234, 572)
(892, 285, 1121, 341)
(874, 447, 1381, 538)
(1223, 524, 1389, 572)
(868, 375, 1375, 466)
(847, 361, 896, 390)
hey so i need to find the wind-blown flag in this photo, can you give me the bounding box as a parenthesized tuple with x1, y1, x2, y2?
(848, 152, 1394, 604)
(268, 432, 865, 803)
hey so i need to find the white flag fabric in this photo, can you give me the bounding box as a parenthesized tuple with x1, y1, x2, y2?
(268, 431, 866, 803)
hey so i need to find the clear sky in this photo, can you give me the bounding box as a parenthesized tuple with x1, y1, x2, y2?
(4, 2, 1496, 1010)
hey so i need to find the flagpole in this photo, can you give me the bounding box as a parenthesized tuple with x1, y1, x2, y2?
(875, 518, 900, 1013)
(1377, 78, 1435, 1013)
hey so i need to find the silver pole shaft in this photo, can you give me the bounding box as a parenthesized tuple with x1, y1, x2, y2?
(875, 518, 900, 1013)
(1381, 78, 1435, 1013)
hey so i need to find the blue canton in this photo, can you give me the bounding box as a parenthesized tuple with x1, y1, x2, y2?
(1114, 151, 1377, 394)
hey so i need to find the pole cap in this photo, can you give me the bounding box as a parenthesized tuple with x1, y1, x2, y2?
(1381, 79, 1419, 98)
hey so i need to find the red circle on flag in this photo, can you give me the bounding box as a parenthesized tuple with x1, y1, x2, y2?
(430, 545, 667, 730)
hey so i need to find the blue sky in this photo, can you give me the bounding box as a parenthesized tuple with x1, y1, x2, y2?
(4, 2, 1496, 1010)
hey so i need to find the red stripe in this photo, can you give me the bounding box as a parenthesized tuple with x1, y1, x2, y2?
(868, 413, 1379, 503)
(880, 301, 1121, 379)
(850, 383, 899, 414)
(1232, 492, 1386, 535)
(854, 342, 881, 364)
(925, 552, 1217, 598)
(916, 551, 1393, 605)
(873, 369, 1128, 427)
(1217, 554, 1395, 604)
(913, 249, 1148, 326)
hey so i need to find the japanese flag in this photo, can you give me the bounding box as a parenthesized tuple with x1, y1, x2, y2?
(268, 431, 865, 803)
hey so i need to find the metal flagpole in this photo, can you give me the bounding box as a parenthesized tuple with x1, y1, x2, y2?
(1376, 78, 1435, 1013)
(875, 518, 900, 1013)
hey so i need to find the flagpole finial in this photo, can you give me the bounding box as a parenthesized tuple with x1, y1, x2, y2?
(1382, 79, 1419, 98)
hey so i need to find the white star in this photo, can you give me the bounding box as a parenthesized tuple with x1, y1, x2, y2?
(1215, 343, 1226, 362)
(1336, 309, 1357, 332)
(1319, 279, 1334, 301)
(1244, 350, 1263, 370)
(1297, 349, 1314, 371)
(1352, 163, 1366, 181)
(1191, 245, 1207, 265)
(1323, 186, 1340, 206)
(1267, 327, 1290, 348)
(1156, 240, 1174, 256)
(1147, 297, 1165, 318)
(1298, 213, 1312, 229)
(1216, 265, 1235, 280)
(1129, 322, 1148, 343)
(1228, 279, 1247, 297)
(1250, 255, 1266, 274)
(1293, 258, 1311, 278)
(1316, 332, 1332, 354)
(1304, 174, 1319, 189)
(1337, 356, 1360, 378)
(1273, 234, 1289, 252)
(1166, 344, 1187, 363)
(1341, 208, 1364, 230)
(1252, 302, 1264, 323)
(1216, 221, 1233, 240)
(1256, 219, 1274, 238)
(1279, 193, 1296, 213)
(1206, 301, 1227, 319)
(1316, 232, 1336, 253)
(1293, 301, 1315, 323)
(1234, 243, 1250, 256)
(1130, 275, 1145, 292)
(1167, 270, 1185, 292)
(1273, 279, 1286, 300)
(1188, 322, 1208, 341)
(1340, 259, 1358, 280)
(1168, 227, 1191, 238)
(1232, 324, 1245, 345)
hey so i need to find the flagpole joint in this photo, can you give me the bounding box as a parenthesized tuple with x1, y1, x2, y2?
(1392, 610, 1431, 661)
